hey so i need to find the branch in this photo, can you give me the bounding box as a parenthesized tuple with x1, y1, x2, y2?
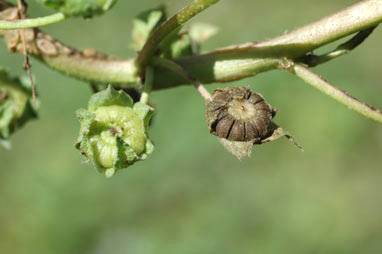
(136, 0, 219, 72)
(289, 63, 382, 123)
(0, 12, 65, 29)
(1, 0, 381, 89)
(208, 0, 382, 59)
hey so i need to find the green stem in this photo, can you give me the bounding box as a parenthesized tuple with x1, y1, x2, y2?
(140, 66, 154, 104)
(297, 26, 377, 67)
(0, 12, 65, 29)
(0, 0, 381, 89)
(290, 63, 382, 123)
(136, 0, 219, 71)
(210, 0, 382, 59)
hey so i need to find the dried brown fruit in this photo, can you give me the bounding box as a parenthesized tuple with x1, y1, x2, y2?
(206, 86, 302, 159)
(206, 86, 273, 142)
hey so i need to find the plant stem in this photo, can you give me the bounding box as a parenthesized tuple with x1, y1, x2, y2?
(0, 12, 65, 29)
(210, 0, 382, 59)
(0, 1, 381, 89)
(290, 63, 382, 123)
(151, 57, 211, 101)
(16, 0, 36, 106)
(136, 0, 219, 72)
(297, 26, 377, 66)
(140, 66, 154, 104)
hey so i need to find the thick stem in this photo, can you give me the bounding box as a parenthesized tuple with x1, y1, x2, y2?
(0, 12, 65, 29)
(290, 63, 382, 123)
(136, 0, 219, 71)
(209, 0, 382, 59)
(0, 1, 381, 89)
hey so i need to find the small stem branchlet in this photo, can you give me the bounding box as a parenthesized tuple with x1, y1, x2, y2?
(151, 58, 211, 101)
(298, 26, 377, 67)
(136, 0, 220, 73)
(287, 62, 382, 123)
(0, 12, 65, 30)
(140, 66, 154, 104)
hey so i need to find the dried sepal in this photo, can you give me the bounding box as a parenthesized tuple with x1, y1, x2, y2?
(75, 85, 154, 177)
(218, 138, 253, 160)
(261, 122, 303, 151)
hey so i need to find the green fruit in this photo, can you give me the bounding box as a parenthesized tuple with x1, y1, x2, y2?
(75, 85, 154, 177)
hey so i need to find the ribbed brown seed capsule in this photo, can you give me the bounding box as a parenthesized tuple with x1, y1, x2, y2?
(206, 86, 273, 142)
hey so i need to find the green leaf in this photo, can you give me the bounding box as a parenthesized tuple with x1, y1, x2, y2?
(88, 85, 133, 111)
(131, 6, 167, 51)
(34, 0, 117, 18)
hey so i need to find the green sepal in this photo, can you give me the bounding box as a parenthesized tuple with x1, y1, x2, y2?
(0, 68, 38, 142)
(75, 109, 103, 173)
(133, 102, 154, 131)
(34, 0, 117, 18)
(130, 6, 167, 51)
(88, 85, 133, 111)
(143, 139, 154, 157)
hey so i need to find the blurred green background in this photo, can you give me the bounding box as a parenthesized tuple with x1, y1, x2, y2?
(1, 0, 382, 253)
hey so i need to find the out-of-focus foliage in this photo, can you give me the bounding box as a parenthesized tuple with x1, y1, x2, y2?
(131, 6, 167, 51)
(1, 0, 382, 253)
(130, 6, 218, 58)
(0, 68, 37, 142)
(34, 0, 117, 17)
